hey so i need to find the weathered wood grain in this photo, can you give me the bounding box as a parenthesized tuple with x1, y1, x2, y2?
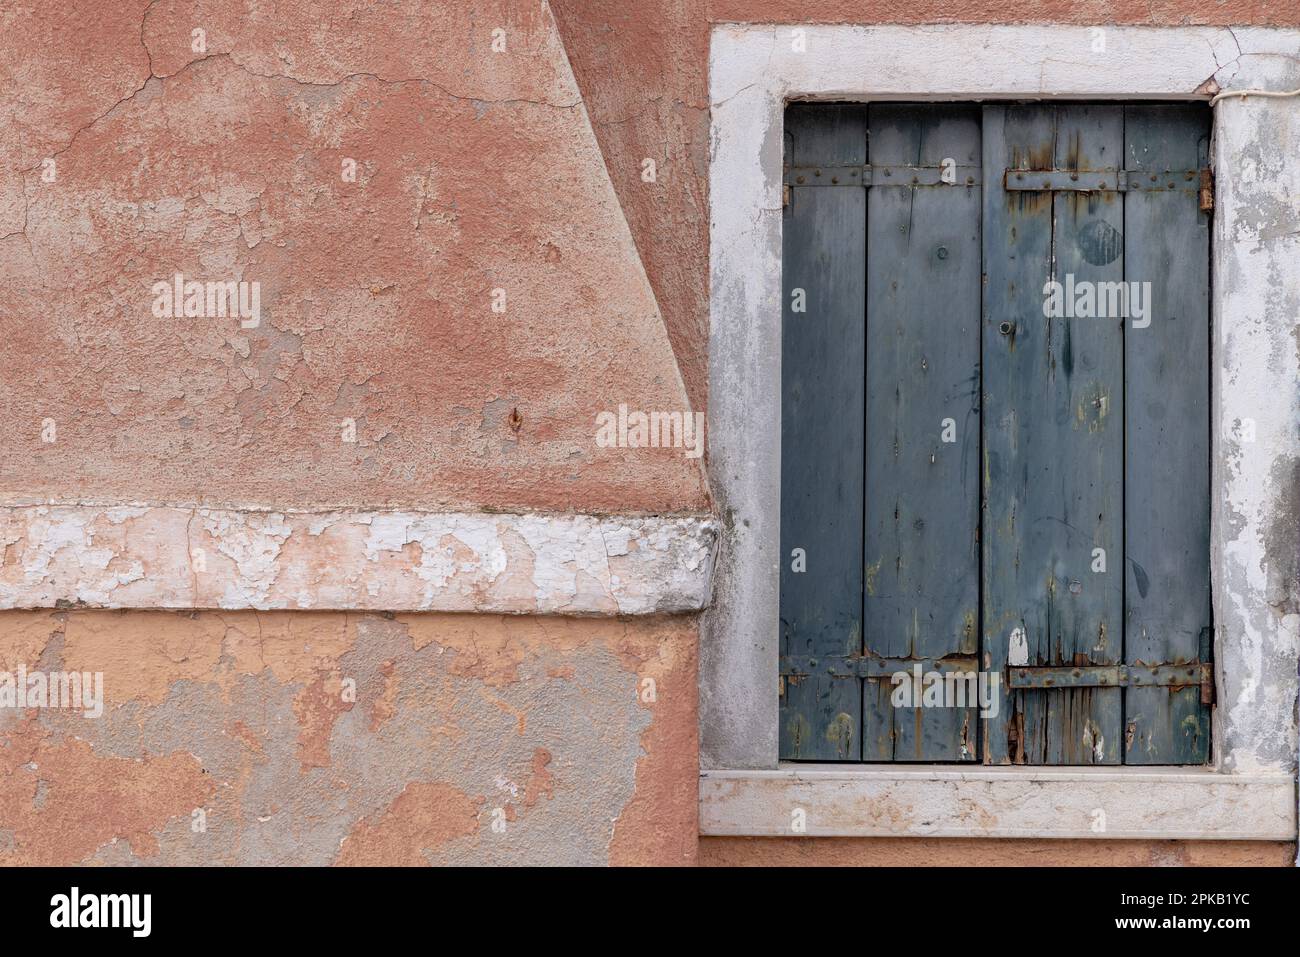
(863, 105, 982, 761)
(1123, 104, 1213, 765)
(782, 103, 1211, 766)
(983, 104, 1125, 765)
(779, 105, 868, 760)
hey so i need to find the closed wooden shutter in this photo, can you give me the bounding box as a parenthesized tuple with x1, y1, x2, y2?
(779, 102, 1212, 765)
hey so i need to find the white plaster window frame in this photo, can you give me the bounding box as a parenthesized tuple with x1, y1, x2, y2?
(702, 23, 1300, 840)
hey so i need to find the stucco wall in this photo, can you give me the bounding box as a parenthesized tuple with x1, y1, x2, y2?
(1, 0, 705, 866)
(0, 608, 696, 865)
(3, 0, 1297, 865)
(1, 0, 707, 513)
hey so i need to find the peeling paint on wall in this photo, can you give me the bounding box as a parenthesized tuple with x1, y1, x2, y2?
(0, 609, 697, 866)
(0, 506, 717, 614)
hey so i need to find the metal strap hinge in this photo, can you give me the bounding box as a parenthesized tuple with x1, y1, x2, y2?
(783, 164, 981, 188)
(1003, 167, 1208, 194)
(1008, 662, 1214, 704)
(784, 165, 1211, 198)
(784, 656, 1215, 703)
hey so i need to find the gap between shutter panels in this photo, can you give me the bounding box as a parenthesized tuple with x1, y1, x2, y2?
(778, 103, 1212, 766)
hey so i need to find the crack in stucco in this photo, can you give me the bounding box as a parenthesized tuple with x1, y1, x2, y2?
(19, 47, 581, 181)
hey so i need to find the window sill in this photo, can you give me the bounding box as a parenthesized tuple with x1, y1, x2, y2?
(699, 764, 1297, 840)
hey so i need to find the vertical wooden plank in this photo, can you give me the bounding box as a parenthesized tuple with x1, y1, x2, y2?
(779, 105, 866, 760)
(863, 105, 981, 761)
(983, 104, 1124, 765)
(1034, 105, 1125, 765)
(982, 104, 1050, 765)
(1123, 105, 1212, 765)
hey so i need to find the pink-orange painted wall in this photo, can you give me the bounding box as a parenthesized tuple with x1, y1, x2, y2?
(3, 0, 1296, 865)
(1, 0, 707, 513)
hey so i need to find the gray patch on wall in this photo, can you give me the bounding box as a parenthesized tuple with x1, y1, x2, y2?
(75, 616, 649, 865)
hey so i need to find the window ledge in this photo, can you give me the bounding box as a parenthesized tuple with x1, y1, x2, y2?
(700, 765, 1297, 840)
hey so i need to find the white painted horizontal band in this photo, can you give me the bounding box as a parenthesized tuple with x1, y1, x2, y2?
(700, 765, 1297, 840)
(0, 505, 717, 614)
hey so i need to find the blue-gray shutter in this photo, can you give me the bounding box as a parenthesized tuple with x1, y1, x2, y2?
(1122, 106, 1212, 765)
(862, 105, 982, 761)
(780, 102, 1211, 765)
(982, 104, 1126, 764)
(779, 105, 867, 760)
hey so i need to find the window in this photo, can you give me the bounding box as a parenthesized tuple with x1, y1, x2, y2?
(778, 102, 1212, 765)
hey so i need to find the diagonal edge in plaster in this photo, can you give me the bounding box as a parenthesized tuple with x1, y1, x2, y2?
(546, 0, 709, 424)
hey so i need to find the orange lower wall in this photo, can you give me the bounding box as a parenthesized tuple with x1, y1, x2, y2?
(0, 609, 697, 866)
